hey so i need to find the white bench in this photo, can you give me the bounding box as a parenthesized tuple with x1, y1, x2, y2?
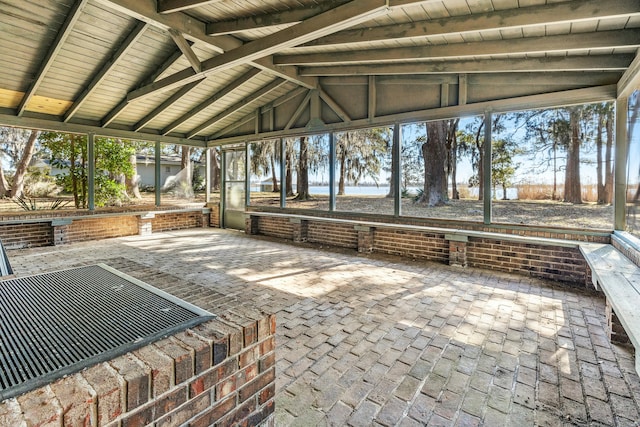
(580, 243, 640, 376)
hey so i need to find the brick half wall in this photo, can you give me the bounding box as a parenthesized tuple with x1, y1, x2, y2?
(0, 313, 276, 427)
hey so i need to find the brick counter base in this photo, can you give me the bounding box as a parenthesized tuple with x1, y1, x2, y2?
(0, 313, 276, 427)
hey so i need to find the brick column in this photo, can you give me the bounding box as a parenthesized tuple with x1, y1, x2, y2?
(51, 219, 72, 246)
(355, 225, 375, 253)
(245, 215, 259, 235)
(207, 203, 221, 228)
(138, 213, 155, 236)
(290, 218, 308, 243)
(446, 234, 468, 267)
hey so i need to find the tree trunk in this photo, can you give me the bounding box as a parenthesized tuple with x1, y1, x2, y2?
(270, 142, 279, 192)
(475, 122, 485, 201)
(604, 109, 614, 204)
(285, 148, 294, 196)
(294, 136, 310, 200)
(9, 129, 38, 198)
(564, 108, 582, 204)
(181, 145, 192, 186)
(450, 125, 459, 199)
(210, 147, 220, 191)
(127, 152, 142, 199)
(0, 164, 10, 197)
(596, 112, 604, 204)
(338, 150, 346, 196)
(418, 121, 448, 206)
(386, 136, 397, 198)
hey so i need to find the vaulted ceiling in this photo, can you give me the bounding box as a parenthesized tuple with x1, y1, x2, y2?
(1, 0, 639, 147)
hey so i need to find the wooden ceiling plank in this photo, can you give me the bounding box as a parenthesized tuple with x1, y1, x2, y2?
(187, 78, 287, 138)
(276, 29, 640, 65)
(97, 0, 317, 91)
(305, 0, 640, 48)
(297, 55, 634, 76)
(64, 21, 149, 123)
(101, 47, 185, 127)
(162, 68, 262, 135)
(158, 0, 223, 14)
(17, 0, 90, 116)
(168, 29, 201, 72)
(129, 0, 395, 101)
(134, 79, 202, 131)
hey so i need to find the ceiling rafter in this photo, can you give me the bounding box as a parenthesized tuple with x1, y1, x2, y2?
(64, 21, 149, 123)
(17, 0, 90, 116)
(162, 68, 262, 135)
(298, 55, 634, 76)
(96, 0, 317, 96)
(158, 0, 223, 14)
(275, 29, 640, 66)
(302, 0, 640, 49)
(101, 47, 187, 127)
(206, 0, 349, 36)
(126, 0, 413, 102)
(188, 78, 288, 138)
(319, 88, 351, 123)
(619, 49, 640, 97)
(134, 80, 203, 131)
(168, 29, 201, 73)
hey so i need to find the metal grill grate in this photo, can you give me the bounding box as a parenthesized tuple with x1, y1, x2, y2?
(0, 264, 213, 400)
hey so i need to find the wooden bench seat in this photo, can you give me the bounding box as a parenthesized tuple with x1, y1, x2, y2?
(580, 243, 640, 376)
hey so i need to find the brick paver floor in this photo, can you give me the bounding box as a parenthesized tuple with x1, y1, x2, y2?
(8, 229, 640, 426)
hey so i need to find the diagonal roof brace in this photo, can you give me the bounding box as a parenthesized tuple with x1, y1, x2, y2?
(126, 0, 398, 102)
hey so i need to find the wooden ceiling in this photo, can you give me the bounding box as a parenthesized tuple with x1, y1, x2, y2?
(1, 0, 639, 147)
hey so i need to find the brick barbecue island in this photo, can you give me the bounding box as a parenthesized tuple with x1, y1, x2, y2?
(0, 262, 276, 427)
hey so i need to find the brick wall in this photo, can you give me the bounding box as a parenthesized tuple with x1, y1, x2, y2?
(373, 229, 448, 263)
(0, 222, 52, 249)
(466, 238, 588, 284)
(0, 208, 210, 249)
(308, 222, 358, 249)
(66, 217, 139, 243)
(258, 216, 293, 240)
(247, 212, 596, 286)
(1, 313, 276, 427)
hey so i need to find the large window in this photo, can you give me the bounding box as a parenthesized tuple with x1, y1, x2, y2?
(334, 127, 393, 215)
(286, 134, 330, 211)
(249, 140, 281, 207)
(491, 105, 614, 229)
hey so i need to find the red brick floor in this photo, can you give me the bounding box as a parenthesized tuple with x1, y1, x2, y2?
(6, 229, 640, 426)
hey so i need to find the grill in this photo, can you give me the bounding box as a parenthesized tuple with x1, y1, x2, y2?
(0, 264, 213, 400)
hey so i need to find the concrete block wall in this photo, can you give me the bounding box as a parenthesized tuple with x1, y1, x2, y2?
(0, 313, 276, 427)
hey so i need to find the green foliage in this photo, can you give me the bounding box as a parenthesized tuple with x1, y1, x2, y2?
(39, 132, 137, 208)
(11, 195, 70, 211)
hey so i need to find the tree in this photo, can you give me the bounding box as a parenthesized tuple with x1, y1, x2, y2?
(593, 103, 614, 204)
(0, 127, 41, 198)
(417, 120, 449, 206)
(335, 128, 389, 195)
(295, 136, 310, 200)
(564, 107, 582, 204)
(250, 141, 280, 193)
(491, 138, 520, 200)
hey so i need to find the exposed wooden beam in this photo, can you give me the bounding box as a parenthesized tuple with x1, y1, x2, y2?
(162, 68, 262, 135)
(158, 0, 222, 14)
(134, 80, 203, 131)
(319, 88, 351, 122)
(188, 78, 287, 138)
(17, 0, 89, 116)
(206, 0, 348, 35)
(298, 55, 634, 76)
(618, 49, 640, 98)
(286, 91, 312, 130)
(64, 21, 149, 123)
(208, 85, 617, 146)
(168, 29, 201, 72)
(0, 109, 206, 147)
(209, 113, 259, 140)
(303, 0, 640, 49)
(101, 47, 187, 127)
(127, 0, 395, 101)
(275, 29, 640, 65)
(368, 76, 376, 119)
